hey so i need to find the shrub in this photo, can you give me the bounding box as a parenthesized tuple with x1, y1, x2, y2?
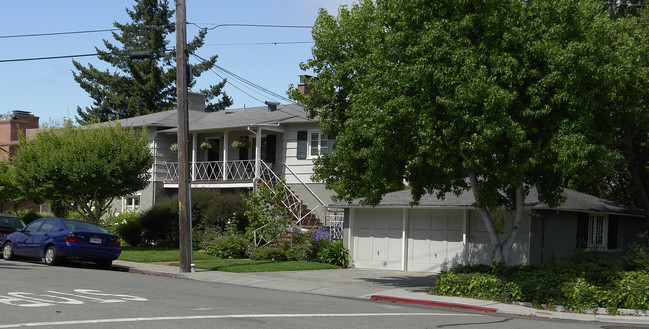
(250, 246, 297, 261)
(139, 197, 179, 247)
(205, 234, 251, 259)
(431, 272, 522, 303)
(193, 224, 223, 251)
(103, 212, 142, 246)
(614, 270, 649, 311)
(560, 278, 601, 313)
(317, 239, 349, 268)
(18, 209, 42, 224)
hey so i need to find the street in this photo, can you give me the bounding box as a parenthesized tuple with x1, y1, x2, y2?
(0, 259, 629, 328)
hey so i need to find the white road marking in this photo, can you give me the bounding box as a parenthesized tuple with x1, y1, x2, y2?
(0, 312, 482, 328)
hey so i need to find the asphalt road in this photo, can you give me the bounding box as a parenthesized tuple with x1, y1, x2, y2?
(0, 259, 631, 328)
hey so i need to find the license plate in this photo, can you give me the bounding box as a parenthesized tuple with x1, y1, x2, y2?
(90, 237, 102, 244)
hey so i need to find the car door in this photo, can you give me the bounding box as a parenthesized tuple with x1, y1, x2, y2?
(12, 220, 43, 256)
(31, 219, 59, 257)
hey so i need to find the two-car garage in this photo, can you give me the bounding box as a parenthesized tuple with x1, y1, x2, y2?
(350, 208, 467, 272)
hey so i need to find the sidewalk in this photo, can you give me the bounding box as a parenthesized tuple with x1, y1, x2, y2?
(113, 260, 649, 326)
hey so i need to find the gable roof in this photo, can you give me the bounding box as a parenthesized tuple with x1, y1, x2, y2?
(331, 187, 645, 217)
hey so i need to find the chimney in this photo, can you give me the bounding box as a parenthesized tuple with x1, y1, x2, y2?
(188, 90, 207, 112)
(265, 101, 279, 112)
(298, 75, 314, 95)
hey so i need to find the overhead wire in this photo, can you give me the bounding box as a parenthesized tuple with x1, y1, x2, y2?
(192, 53, 297, 105)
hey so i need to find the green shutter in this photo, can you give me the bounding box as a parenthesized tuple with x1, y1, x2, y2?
(297, 130, 307, 159)
(576, 213, 588, 249)
(607, 215, 618, 250)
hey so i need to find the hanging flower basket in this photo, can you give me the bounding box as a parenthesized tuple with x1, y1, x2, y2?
(200, 141, 213, 150)
(170, 143, 178, 152)
(231, 137, 250, 149)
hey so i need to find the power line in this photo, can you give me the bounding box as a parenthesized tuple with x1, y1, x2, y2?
(192, 53, 297, 105)
(189, 23, 313, 30)
(0, 28, 119, 39)
(0, 53, 100, 63)
(205, 41, 314, 46)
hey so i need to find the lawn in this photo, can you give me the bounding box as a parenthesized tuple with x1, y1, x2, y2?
(118, 246, 340, 273)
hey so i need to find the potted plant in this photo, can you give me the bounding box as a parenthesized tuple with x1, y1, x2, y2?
(231, 136, 250, 149)
(200, 140, 214, 150)
(170, 143, 178, 152)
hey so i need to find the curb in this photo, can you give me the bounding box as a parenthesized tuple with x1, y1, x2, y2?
(370, 295, 498, 313)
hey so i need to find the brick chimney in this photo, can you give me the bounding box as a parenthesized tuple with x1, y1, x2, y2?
(0, 110, 39, 157)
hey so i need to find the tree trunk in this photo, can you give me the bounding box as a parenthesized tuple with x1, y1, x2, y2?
(468, 171, 504, 264)
(500, 182, 525, 265)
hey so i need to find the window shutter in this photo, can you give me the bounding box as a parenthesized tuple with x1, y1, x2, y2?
(607, 215, 618, 250)
(327, 136, 336, 154)
(576, 213, 588, 249)
(296, 130, 308, 159)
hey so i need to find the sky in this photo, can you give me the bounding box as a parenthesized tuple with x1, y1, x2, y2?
(0, 0, 355, 124)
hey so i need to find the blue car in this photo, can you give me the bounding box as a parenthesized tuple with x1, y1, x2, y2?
(1, 218, 121, 268)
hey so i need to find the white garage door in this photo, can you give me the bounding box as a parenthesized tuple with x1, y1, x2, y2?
(408, 209, 464, 272)
(352, 209, 403, 270)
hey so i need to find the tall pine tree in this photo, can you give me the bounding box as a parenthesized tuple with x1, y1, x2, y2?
(73, 0, 232, 123)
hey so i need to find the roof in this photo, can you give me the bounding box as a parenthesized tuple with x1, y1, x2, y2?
(108, 104, 313, 133)
(331, 187, 645, 217)
(158, 104, 313, 134)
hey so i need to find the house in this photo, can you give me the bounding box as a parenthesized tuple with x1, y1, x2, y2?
(0, 111, 41, 212)
(109, 86, 343, 233)
(332, 187, 647, 273)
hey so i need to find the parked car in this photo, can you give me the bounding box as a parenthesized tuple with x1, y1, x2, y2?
(0, 213, 25, 248)
(1, 218, 121, 268)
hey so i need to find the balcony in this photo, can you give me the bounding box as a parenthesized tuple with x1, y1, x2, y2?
(165, 160, 259, 188)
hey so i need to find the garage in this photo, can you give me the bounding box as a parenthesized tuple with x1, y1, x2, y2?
(352, 208, 403, 270)
(350, 208, 467, 272)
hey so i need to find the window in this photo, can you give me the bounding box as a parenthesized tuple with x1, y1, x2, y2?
(587, 214, 608, 250)
(308, 131, 334, 158)
(123, 195, 141, 213)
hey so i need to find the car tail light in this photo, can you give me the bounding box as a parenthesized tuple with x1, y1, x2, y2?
(114, 239, 121, 247)
(64, 233, 76, 243)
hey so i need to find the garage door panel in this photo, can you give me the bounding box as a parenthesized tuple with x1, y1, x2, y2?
(352, 209, 403, 270)
(408, 210, 465, 273)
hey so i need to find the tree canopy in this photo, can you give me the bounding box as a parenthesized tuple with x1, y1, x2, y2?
(73, 0, 232, 124)
(291, 0, 647, 263)
(12, 122, 154, 223)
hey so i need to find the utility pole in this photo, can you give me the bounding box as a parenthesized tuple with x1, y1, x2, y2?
(176, 0, 192, 273)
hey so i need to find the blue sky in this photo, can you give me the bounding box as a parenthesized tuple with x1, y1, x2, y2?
(0, 0, 354, 124)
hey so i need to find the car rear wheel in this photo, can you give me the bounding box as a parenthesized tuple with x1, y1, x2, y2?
(44, 246, 59, 265)
(2, 242, 14, 260)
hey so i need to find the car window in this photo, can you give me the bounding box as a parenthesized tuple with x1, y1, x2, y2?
(38, 219, 59, 232)
(0, 216, 24, 230)
(23, 220, 43, 233)
(61, 219, 109, 234)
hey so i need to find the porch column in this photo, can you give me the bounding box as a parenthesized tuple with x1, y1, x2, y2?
(255, 127, 262, 181)
(191, 132, 198, 181)
(222, 131, 229, 180)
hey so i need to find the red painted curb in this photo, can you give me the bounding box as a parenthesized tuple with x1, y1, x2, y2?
(370, 295, 498, 313)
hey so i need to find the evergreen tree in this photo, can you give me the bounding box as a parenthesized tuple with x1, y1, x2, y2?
(73, 0, 232, 123)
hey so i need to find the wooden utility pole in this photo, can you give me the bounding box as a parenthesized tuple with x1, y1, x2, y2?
(175, 0, 192, 273)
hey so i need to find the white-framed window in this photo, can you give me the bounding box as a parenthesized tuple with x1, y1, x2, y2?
(587, 214, 608, 250)
(123, 195, 141, 213)
(308, 131, 333, 158)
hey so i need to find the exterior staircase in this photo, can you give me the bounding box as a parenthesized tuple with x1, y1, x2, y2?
(253, 161, 341, 247)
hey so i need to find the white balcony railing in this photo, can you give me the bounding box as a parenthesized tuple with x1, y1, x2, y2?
(165, 160, 256, 182)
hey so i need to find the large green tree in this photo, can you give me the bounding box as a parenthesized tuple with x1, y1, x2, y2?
(73, 0, 232, 123)
(0, 159, 19, 211)
(291, 0, 644, 264)
(12, 122, 154, 223)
